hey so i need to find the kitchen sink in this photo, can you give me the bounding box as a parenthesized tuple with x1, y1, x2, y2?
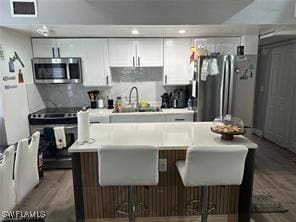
(112, 107, 162, 113)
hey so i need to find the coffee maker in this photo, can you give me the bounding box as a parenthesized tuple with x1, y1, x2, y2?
(161, 93, 171, 108)
(87, 90, 100, 109)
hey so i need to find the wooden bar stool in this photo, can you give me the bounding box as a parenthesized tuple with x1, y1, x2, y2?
(176, 145, 248, 222)
(98, 145, 159, 222)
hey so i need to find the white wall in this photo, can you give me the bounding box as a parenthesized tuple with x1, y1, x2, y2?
(0, 27, 42, 145)
(241, 35, 259, 55)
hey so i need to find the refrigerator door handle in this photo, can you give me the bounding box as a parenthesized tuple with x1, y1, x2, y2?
(228, 55, 235, 115)
(220, 56, 227, 117)
(223, 56, 230, 116)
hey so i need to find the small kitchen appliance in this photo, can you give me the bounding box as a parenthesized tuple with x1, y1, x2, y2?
(161, 93, 171, 108)
(32, 58, 82, 84)
(87, 90, 100, 109)
(172, 89, 187, 108)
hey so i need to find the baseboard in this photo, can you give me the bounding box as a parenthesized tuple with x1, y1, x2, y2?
(252, 128, 263, 137)
(87, 215, 237, 222)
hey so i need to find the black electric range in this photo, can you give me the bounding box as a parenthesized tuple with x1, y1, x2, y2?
(28, 107, 82, 170)
(29, 107, 81, 125)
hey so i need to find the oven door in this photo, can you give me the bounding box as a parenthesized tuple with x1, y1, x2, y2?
(32, 58, 82, 84)
(30, 124, 77, 169)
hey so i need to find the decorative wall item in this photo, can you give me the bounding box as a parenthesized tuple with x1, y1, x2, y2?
(9, 51, 25, 72)
(0, 44, 4, 60)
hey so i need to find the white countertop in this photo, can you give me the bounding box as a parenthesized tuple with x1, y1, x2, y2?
(69, 122, 257, 153)
(88, 108, 194, 117)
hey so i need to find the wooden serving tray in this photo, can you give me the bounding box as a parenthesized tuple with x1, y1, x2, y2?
(211, 127, 246, 140)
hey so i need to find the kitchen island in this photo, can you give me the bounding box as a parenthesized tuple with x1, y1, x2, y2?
(69, 122, 257, 222)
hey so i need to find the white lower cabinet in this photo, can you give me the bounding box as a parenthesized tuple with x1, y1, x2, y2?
(110, 113, 193, 123)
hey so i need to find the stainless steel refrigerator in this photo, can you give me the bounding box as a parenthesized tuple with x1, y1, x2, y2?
(196, 55, 257, 126)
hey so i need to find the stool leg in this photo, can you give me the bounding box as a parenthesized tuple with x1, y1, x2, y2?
(128, 186, 136, 222)
(201, 186, 209, 222)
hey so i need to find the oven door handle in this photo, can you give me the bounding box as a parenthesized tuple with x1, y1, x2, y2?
(65, 126, 77, 129)
(32, 126, 77, 132)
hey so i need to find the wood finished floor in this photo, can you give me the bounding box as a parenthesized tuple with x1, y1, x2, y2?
(15, 135, 296, 222)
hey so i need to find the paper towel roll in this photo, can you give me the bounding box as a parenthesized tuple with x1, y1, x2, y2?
(78, 110, 90, 144)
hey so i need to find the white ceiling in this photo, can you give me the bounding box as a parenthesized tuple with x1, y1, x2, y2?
(1, 24, 281, 38)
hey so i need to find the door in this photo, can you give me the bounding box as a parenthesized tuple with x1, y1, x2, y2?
(287, 49, 296, 153)
(264, 46, 293, 147)
(32, 38, 57, 57)
(288, 87, 296, 153)
(136, 39, 163, 67)
(198, 55, 227, 121)
(81, 39, 111, 86)
(56, 39, 82, 57)
(108, 39, 136, 67)
(163, 38, 193, 85)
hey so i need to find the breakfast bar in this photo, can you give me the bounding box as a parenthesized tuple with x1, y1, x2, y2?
(69, 122, 257, 222)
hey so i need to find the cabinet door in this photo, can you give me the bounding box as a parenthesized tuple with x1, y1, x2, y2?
(164, 38, 193, 85)
(136, 39, 163, 67)
(108, 39, 136, 67)
(56, 39, 82, 57)
(80, 39, 111, 86)
(32, 38, 57, 57)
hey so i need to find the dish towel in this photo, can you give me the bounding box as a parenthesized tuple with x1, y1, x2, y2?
(209, 58, 220, 75)
(43, 127, 56, 148)
(53, 127, 67, 149)
(200, 59, 209, 81)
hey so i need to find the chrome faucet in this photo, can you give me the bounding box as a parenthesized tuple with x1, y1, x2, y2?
(129, 86, 139, 110)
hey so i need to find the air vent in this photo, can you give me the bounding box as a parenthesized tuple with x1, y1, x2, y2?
(10, 0, 38, 17)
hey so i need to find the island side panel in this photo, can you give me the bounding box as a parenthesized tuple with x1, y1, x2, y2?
(238, 149, 256, 222)
(80, 151, 239, 219)
(71, 153, 85, 222)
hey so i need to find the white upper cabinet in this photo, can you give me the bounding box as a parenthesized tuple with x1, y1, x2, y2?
(108, 39, 136, 67)
(32, 38, 111, 86)
(108, 38, 164, 67)
(163, 38, 193, 85)
(136, 39, 163, 67)
(32, 38, 57, 57)
(80, 39, 111, 87)
(56, 39, 82, 57)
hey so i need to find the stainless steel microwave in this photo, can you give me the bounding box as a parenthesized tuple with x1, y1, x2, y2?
(32, 58, 82, 84)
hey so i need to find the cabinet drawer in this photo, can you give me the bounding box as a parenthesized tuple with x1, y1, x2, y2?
(165, 114, 193, 122)
(110, 115, 165, 123)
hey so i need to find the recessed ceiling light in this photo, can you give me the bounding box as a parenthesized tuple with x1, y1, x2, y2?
(131, 29, 139, 35)
(179, 29, 186, 34)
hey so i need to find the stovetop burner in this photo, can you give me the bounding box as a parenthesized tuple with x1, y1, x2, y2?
(29, 107, 82, 125)
(33, 107, 82, 114)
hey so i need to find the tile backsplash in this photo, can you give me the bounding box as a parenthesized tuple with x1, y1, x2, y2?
(27, 68, 182, 109)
